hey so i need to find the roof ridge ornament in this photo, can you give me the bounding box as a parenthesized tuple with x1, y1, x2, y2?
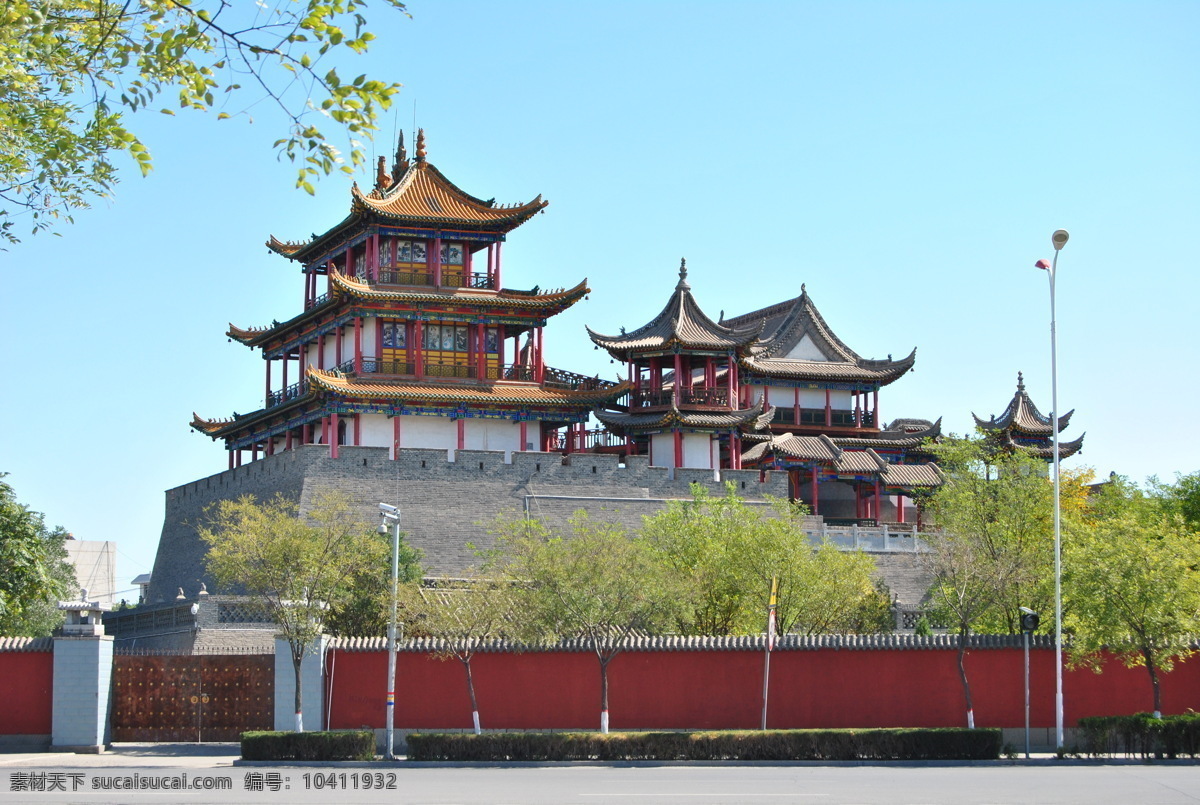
(1017, 371, 1025, 391)
(374, 156, 392, 193)
(676, 257, 690, 290)
(415, 128, 427, 162)
(392, 131, 410, 180)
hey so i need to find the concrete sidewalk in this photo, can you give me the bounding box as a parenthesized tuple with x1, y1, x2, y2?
(0, 743, 241, 768)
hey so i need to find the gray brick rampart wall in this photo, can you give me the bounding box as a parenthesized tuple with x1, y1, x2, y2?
(149, 446, 788, 602)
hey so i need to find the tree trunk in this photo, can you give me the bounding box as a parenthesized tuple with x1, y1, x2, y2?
(461, 654, 481, 735)
(956, 628, 974, 728)
(293, 647, 305, 732)
(1142, 647, 1162, 719)
(599, 656, 610, 734)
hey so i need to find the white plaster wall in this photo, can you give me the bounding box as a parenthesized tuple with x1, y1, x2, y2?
(323, 329, 340, 366)
(463, 420, 520, 454)
(362, 318, 377, 357)
(784, 334, 831, 361)
(650, 432, 674, 468)
(400, 415, 457, 451)
(682, 433, 714, 469)
(799, 389, 826, 407)
(359, 413, 393, 447)
(830, 389, 852, 409)
(304, 342, 318, 371)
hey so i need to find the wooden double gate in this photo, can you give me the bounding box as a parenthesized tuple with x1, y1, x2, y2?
(111, 652, 274, 742)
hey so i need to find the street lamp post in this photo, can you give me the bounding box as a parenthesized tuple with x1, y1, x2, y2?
(379, 502, 401, 760)
(1019, 607, 1040, 758)
(1036, 228, 1069, 749)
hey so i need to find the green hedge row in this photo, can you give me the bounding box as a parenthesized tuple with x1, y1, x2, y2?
(241, 730, 376, 761)
(407, 728, 1002, 761)
(1077, 713, 1200, 759)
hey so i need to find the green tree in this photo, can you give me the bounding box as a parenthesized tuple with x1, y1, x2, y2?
(641, 484, 889, 637)
(397, 577, 518, 735)
(491, 510, 685, 734)
(1065, 480, 1200, 717)
(1149, 471, 1200, 531)
(323, 529, 422, 637)
(200, 492, 386, 731)
(921, 437, 1088, 727)
(0, 474, 76, 636)
(1, 0, 407, 244)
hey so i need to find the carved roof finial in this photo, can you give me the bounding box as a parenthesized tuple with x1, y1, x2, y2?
(1017, 371, 1025, 391)
(374, 156, 392, 192)
(392, 130, 409, 180)
(801, 283, 806, 294)
(415, 128, 427, 162)
(676, 257, 690, 290)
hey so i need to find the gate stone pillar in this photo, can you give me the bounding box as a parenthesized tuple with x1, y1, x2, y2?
(51, 594, 114, 753)
(274, 636, 328, 732)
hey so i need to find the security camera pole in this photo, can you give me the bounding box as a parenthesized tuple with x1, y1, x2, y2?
(1019, 607, 1040, 758)
(379, 502, 401, 759)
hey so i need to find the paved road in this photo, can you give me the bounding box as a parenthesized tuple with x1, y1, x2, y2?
(1, 745, 1198, 804)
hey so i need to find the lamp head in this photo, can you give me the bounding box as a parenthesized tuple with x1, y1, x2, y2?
(1019, 606, 1036, 615)
(1035, 259, 1051, 271)
(1051, 229, 1069, 251)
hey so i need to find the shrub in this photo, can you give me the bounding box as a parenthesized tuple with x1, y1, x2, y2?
(406, 728, 1001, 762)
(241, 730, 375, 761)
(1077, 713, 1200, 759)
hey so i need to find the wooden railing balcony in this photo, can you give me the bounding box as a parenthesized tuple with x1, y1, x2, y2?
(325, 360, 619, 390)
(773, 407, 874, 428)
(374, 269, 495, 290)
(631, 387, 729, 408)
(552, 427, 627, 452)
(266, 379, 309, 407)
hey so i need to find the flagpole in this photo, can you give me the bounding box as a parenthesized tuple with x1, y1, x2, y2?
(761, 577, 778, 731)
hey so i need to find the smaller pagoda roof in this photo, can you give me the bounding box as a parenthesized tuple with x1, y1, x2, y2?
(727, 286, 916, 386)
(594, 396, 773, 435)
(996, 429, 1086, 460)
(831, 417, 942, 449)
(587, 260, 764, 357)
(973, 373, 1073, 436)
(739, 436, 944, 488)
(329, 270, 589, 310)
(268, 130, 547, 262)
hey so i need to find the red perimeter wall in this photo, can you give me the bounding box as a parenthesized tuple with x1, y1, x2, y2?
(326, 647, 1200, 731)
(0, 651, 53, 734)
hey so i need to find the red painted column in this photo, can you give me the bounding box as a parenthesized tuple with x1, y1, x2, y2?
(855, 483, 862, 519)
(353, 413, 361, 446)
(897, 492, 906, 524)
(228, 451, 234, 470)
(345, 244, 353, 278)
(330, 414, 340, 459)
(519, 421, 528, 452)
(251, 446, 258, 462)
(265, 358, 272, 406)
(793, 386, 800, 427)
(320, 416, 329, 445)
(266, 437, 274, 457)
(874, 478, 882, 520)
(391, 415, 401, 460)
(495, 242, 502, 289)
(537, 327, 545, 383)
(371, 233, 380, 281)
(285, 429, 293, 451)
(457, 419, 465, 450)
(873, 389, 880, 428)
(235, 450, 242, 468)
(282, 351, 289, 392)
(415, 321, 424, 379)
(477, 322, 486, 379)
(318, 334, 326, 370)
(825, 389, 832, 427)
(674, 430, 683, 469)
(854, 391, 861, 428)
(432, 236, 442, 287)
(811, 468, 819, 515)
(302, 423, 311, 445)
(336, 325, 343, 368)
(354, 316, 363, 373)
(727, 354, 735, 407)
(673, 353, 682, 406)
(486, 244, 495, 287)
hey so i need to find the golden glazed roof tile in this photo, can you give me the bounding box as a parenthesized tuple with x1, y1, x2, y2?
(330, 269, 589, 310)
(307, 367, 630, 406)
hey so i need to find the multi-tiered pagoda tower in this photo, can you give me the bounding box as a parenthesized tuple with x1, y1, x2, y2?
(192, 131, 626, 461)
(972, 372, 1084, 461)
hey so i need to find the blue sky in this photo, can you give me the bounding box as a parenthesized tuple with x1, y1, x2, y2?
(3, 1, 1197, 596)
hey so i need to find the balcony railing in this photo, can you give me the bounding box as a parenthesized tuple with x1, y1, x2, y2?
(303, 292, 330, 311)
(631, 387, 728, 408)
(773, 407, 875, 428)
(376, 268, 495, 290)
(543, 367, 615, 392)
(551, 427, 627, 452)
(266, 380, 309, 407)
(322, 359, 620, 389)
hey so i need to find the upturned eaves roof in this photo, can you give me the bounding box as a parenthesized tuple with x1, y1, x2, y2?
(587, 262, 763, 357)
(972, 373, 1073, 436)
(593, 397, 773, 434)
